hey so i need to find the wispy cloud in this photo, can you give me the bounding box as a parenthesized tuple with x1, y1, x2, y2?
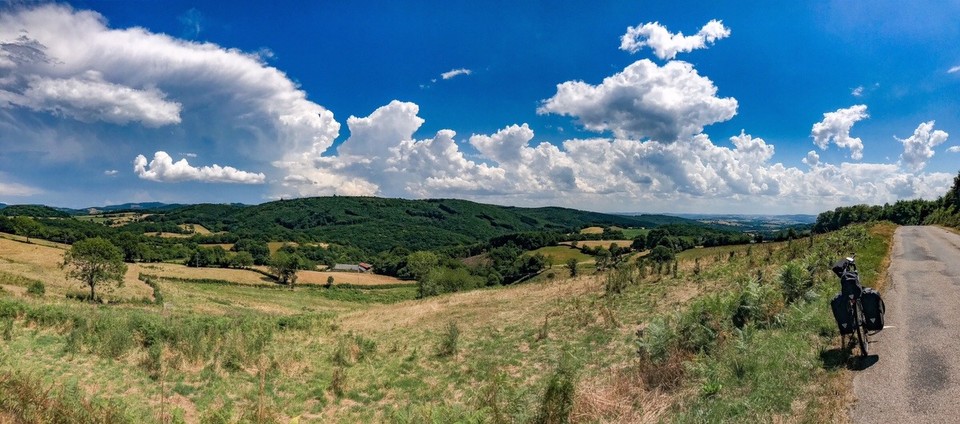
(947, 146, 960, 153)
(851, 85, 864, 96)
(441, 68, 472, 80)
(104, 170, 119, 176)
(178, 8, 203, 39)
(948, 65, 960, 74)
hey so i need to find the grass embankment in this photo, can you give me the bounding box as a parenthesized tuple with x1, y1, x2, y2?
(647, 222, 895, 423)
(0, 223, 895, 422)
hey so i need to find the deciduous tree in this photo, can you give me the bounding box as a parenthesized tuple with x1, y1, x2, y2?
(61, 237, 127, 302)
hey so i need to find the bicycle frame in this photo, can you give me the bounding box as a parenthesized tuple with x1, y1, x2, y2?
(848, 294, 869, 356)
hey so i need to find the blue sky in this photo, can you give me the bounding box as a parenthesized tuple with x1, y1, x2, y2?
(1, 1, 959, 214)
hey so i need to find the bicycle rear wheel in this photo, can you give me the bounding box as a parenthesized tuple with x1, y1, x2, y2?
(854, 303, 868, 356)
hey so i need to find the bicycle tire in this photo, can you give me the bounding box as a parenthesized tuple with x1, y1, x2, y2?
(854, 302, 868, 356)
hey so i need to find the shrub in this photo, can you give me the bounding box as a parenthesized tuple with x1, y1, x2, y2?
(779, 260, 812, 304)
(26, 281, 45, 297)
(732, 279, 784, 329)
(605, 266, 633, 296)
(2, 317, 12, 341)
(417, 267, 483, 298)
(436, 321, 460, 358)
(535, 355, 577, 424)
(637, 317, 677, 364)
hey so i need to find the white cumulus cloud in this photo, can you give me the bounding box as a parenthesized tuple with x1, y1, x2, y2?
(537, 59, 737, 141)
(620, 19, 730, 60)
(897, 121, 948, 172)
(811, 105, 869, 160)
(803, 150, 820, 167)
(441, 68, 472, 80)
(134, 151, 265, 184)
(0, 4, 338, 174)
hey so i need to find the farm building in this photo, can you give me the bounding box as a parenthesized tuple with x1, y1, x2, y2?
(332, 262, 373, 272)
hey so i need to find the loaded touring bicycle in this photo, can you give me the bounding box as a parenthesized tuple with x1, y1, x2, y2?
(830, 255, 885, 357)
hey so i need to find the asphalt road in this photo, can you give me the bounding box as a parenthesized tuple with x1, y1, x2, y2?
(852, 225, 960, 422)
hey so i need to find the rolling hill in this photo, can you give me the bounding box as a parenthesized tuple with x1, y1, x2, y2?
(136, 197, 696, 252)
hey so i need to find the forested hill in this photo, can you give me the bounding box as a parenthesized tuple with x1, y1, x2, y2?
(0, 204, 69, 218)
(140, 197, 693, 252)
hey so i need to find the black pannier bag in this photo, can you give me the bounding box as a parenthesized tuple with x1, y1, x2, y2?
(860, 287, 885, 332)
(830, 293, 854, 335)
(840, 271, 863, 298)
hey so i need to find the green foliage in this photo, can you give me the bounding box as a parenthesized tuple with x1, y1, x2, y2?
(779, 260, 812, 304)
(648, 245, 675, 263)
(436, 321, 460, 358)
(135, 197, 691, 254)
(604, 266, 633, 296)
(0, 204, 70, 218)
(0, 371, 140, 423)
(10, 216, 43, 241)
(417, 267, 484, 298)
(404, 251, 439, 280)
(637, 317, 677, 364)
(535, 354, 577, 424)
(26, 280, 45, 297)
(61, 237, 127, 302)
(269, 250, 303, 287)
(565, 258, 578, 277)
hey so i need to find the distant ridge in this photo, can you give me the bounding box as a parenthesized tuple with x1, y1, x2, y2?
(140, 196, 698, 252)
(74, 202, 185, 215)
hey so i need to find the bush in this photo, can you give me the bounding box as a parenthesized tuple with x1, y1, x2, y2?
(26, 281, 45, 297)
(637, 317, 676, 364)
(436, 321, 460, 358)
(417, 267, 483, 298)
(732, 279, 784, 329)
(605, 266, 633, 296)
(779, 260, 812, 304)
(535, 355, 577, 424)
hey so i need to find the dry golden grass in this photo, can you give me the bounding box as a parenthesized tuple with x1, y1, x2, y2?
(179, 223, 212, 235)
(151, 232, 191, 238)
(199, 243, 235, 251)
(296, 269, 407, 286)
(339, 274, 601, 333)
(571, 365, 679, 423)
(135, 263, 407, 287)
(134, 263, 274, 285)
(0, 235, 152, 300)
(580, 226, 604, 234)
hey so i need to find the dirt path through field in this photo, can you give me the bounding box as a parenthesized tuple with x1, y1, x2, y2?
(852, 226, 960, 422)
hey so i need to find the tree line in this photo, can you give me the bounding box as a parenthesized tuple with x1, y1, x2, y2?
(813, 171, 960, 232)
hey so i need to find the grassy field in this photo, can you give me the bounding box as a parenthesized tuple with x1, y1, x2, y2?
(530, 245, 594, 265)
(0, 224, 896, 422)
(0, 235, 152, 301)
(620, 228, 648, 239)
(75, 212, 150, 226)
(579, 226, 603, 234)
